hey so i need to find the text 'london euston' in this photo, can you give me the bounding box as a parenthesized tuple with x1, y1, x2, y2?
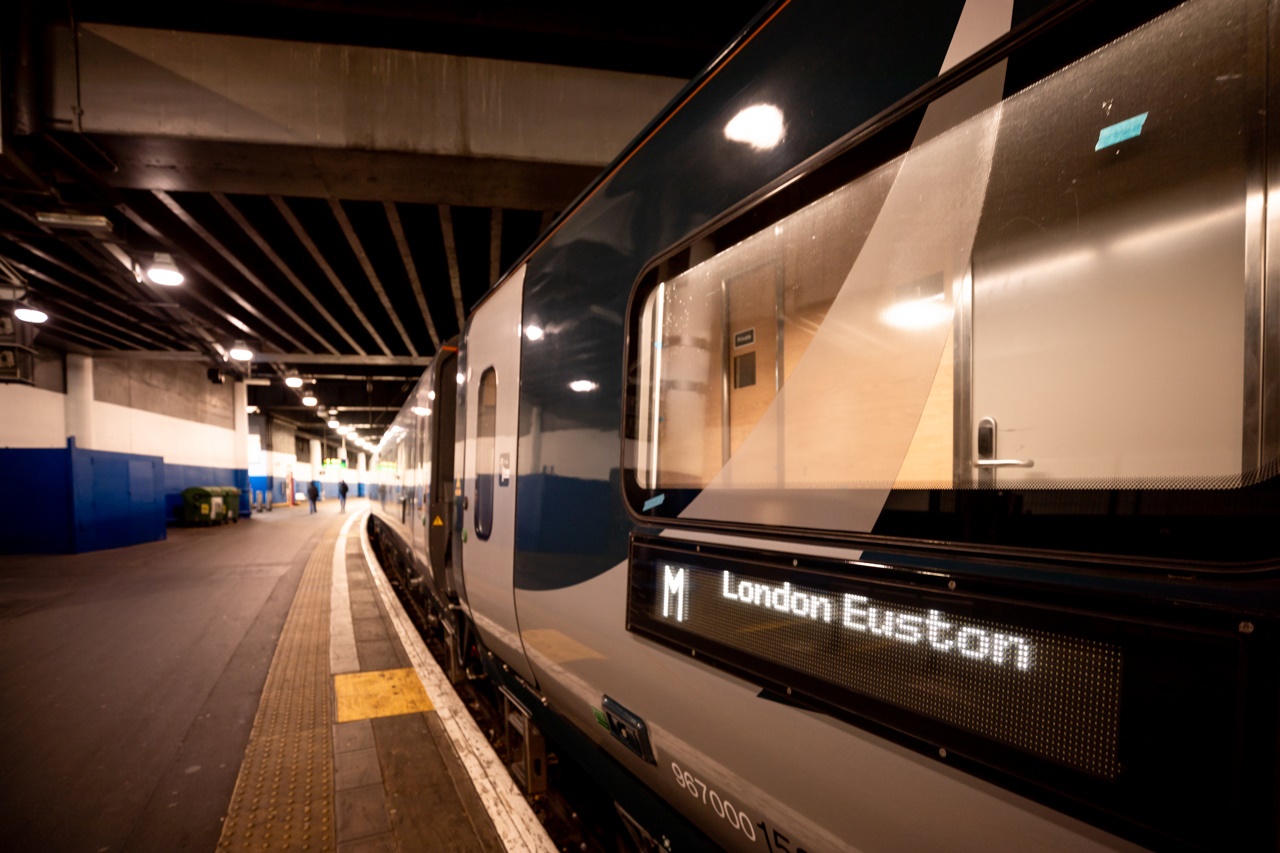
(660, 565, 1035, 671)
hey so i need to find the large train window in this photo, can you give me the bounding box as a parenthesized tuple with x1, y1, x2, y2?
(474, 367, 498, 540)
(625, 0, 1279, 564)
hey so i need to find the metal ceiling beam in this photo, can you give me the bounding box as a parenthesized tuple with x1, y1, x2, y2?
(328, 198, 417, 356)
(384, 201, 439, 349)
(34, 288, 176, 350)
(32, 133, 234, 359)
(438, 205, 466, 329)
(3, 254, 185, 349)
(271, 195, 393, 357)
(82, 240, 216, 351)
(154, 190, 338, 354)
(47, 327, 117, 351)
(55, 26, 681, 167)
(89, 137, 604, 208)
(117, 203, 266, 344)
(89, 350, 432, 366)
(270, 405, 400, 412)
(45, 309, 146, 350)
(307, 373, 420, 382)
(133, 192, 312, 352)
(0, 201, 176, 329)
(1, 238, 183, 342)
(213, 192, 367, 355)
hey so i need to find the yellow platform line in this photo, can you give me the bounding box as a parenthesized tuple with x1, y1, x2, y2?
(218, 522, 343, 852)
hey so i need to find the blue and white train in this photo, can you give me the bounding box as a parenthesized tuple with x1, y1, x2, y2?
(370, 0, 1280, 848)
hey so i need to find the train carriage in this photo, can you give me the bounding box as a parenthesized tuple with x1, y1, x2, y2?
(372, 0, 1280, 848)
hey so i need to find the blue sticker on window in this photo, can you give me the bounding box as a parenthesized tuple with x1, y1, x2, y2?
(1095, 112, 1149, 151)
(642, 494, 666, 511)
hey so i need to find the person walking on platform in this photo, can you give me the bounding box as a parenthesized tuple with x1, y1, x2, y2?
(338, 479, 349, 512)
(306, 480, 319, 514)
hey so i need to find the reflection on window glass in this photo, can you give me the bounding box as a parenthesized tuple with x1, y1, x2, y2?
(475, 368, 497, 539)
(633, 0, 1258, 512)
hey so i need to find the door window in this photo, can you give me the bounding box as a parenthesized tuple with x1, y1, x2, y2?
(475, 367, 498, 540)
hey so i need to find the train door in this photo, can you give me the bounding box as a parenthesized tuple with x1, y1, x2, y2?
(964, 1, 1254, 490)
(460, 267, 536, 685)
(427, 346, 458, 601)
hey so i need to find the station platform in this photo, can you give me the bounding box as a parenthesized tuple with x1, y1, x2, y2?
(0, 499, 555, 853)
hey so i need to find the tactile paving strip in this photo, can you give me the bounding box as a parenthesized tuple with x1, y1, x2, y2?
(218, 532, 337, 852)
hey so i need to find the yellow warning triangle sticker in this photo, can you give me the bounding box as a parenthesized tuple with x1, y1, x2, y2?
(432, 515, 444, 527)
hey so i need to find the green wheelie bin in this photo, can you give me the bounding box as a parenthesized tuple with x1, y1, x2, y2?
(180, 486, 219, 526)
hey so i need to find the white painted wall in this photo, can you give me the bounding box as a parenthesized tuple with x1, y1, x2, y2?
(0, 385, 67, 449)
(92, 399, 237, 467)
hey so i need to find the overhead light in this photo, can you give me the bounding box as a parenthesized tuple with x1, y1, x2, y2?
(337, 426, 352, 435)
(524, 325, 544, 341)
(328, 408, 338, 415)
(146, 253, 184, 286)
(284, 372, 304, 388)
(724, 104, 785, 150)
(228, 340, 254, 361)
(13, 305, 48, 324)
(411, 406, 429, 417)
(35, 211, 112, 232)
(246, 405, 260, 414)
(427, 390, 436, 401)
(328, 419, 340, 429)
(457, 372, 465, 384)
(301, 394, 318, 407)
(569, 379, 598, 393)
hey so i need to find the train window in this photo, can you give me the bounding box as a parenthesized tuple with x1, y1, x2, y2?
(626, 0, 1277, 564)
(475, 367, 498, 540)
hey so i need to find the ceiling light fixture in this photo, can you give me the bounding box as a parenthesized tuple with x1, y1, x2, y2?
(569, 379, 599, 393)
(301, 394, 317, 407)
(228, 340, 254, 361)
(13, 304, 48, 324)
(411, 406, 429, 417)
(284, 372, 304, 388)
(328, 419, 340, 429)
(146, 253, 184, 286)
(35, 211, 113, 231)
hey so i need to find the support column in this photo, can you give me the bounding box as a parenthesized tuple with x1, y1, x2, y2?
(232, 381, 250, 517)
(64, 353, 95, 449)
(310, 438, 321, 498)
(357, 452, 367, 497)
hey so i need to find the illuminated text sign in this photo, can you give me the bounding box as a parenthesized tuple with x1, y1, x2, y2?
(633, 549, 1122, 778)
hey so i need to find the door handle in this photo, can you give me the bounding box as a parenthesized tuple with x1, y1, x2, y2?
(974, 458, 1034, 468)
(975, 416, 1033, 485)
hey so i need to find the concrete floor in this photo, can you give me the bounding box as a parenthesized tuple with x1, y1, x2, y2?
(0, 499, 359, 852)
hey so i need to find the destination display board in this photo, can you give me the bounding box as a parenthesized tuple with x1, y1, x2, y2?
(627, 539, 1123, 778)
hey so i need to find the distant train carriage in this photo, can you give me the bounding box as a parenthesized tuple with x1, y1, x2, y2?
(372, 0, 1280, 848)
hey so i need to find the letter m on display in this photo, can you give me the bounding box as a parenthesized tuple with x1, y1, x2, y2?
(663, 565, 687, 622)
